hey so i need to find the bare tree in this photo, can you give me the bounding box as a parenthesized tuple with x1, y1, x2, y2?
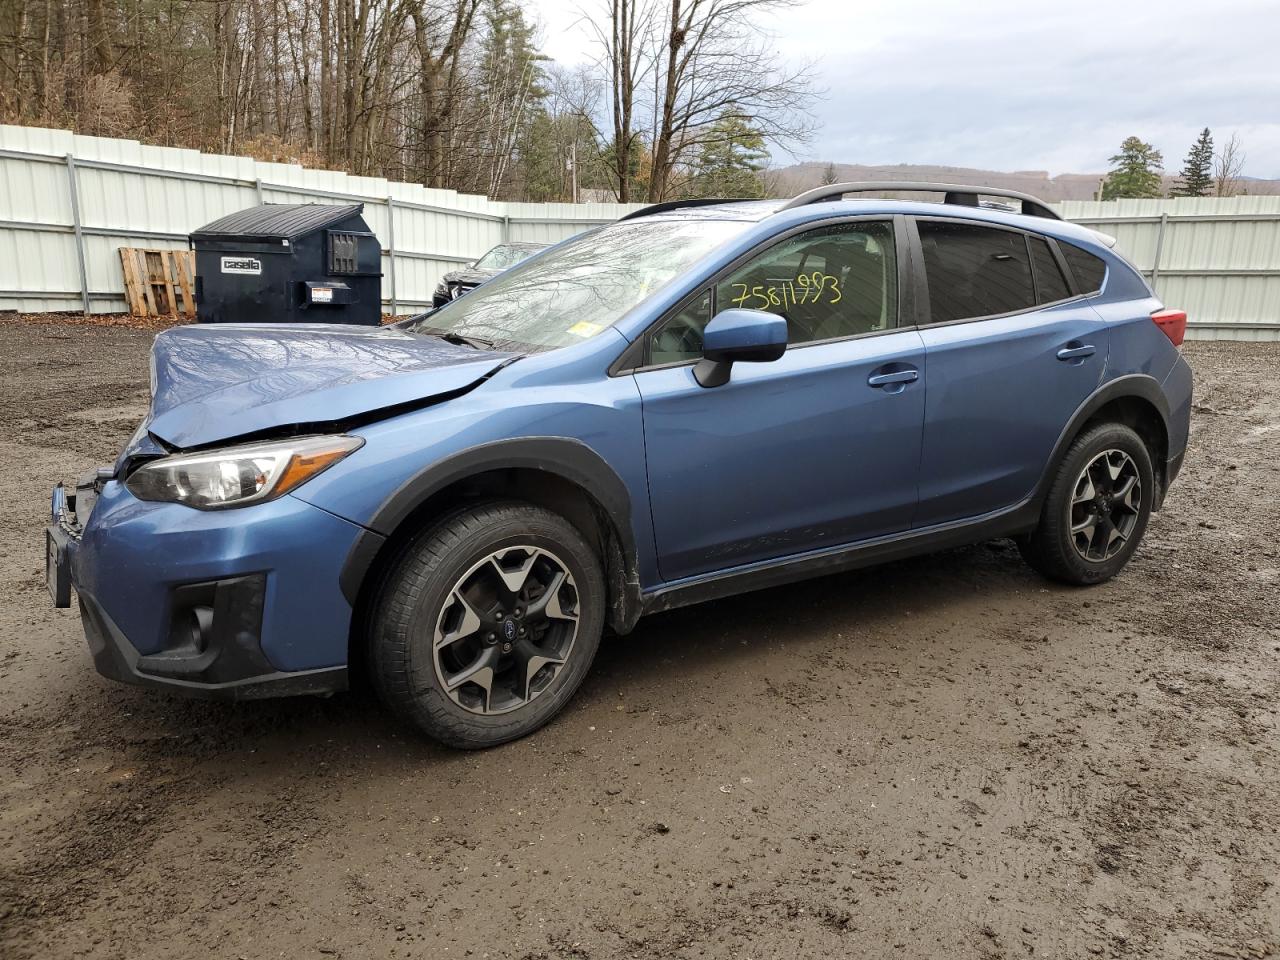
(645, 0, 815, 201)
(759, 162, 789, 198)
(584, 0, 660, 202)
(514, 62, 608, 201)
(412, 0, 482, 187)
(1214, 133, 1246, 197)
(0, 0, 28, 121)
(0, 0, 814, 202)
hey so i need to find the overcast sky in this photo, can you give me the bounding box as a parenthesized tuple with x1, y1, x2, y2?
(530, 0, 1280, 178)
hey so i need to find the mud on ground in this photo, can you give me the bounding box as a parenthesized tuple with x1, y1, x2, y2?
(1, 319, 1277, 960)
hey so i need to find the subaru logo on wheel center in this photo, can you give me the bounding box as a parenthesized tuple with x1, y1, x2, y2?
(502, 618, 517, 641)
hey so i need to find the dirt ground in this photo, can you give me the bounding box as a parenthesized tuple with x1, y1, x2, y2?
(1, 319, 1277, 960)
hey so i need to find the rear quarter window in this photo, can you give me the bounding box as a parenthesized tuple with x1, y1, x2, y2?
(1059, 242, 1107, 294)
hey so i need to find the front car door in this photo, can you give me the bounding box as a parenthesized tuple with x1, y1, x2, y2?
(910, 217, 1110, 527)
(631, 217, 927, 583)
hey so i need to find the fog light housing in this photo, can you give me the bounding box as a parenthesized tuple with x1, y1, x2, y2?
(135, 574, 271, 682)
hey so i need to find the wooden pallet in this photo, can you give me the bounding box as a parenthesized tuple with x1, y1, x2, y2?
(119, 248, 196, 319)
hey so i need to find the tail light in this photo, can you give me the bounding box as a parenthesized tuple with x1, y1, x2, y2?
(1151, 308, 1187, 347)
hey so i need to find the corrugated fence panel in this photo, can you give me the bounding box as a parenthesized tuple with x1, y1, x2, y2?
(0, 228, 81, 312)
(0, 126, 635, 315)
(1060, 196, 1280, 339)
(0, 146, 80, 311)
(0, 151, 73, 224)
(3, 124, 1276, 336)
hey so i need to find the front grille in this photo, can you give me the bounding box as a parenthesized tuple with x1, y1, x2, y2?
(74, 474, 100, 527)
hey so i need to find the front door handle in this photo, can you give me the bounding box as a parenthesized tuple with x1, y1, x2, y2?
(1056, 344, 1096, 361)
(867, 368, 919, 388)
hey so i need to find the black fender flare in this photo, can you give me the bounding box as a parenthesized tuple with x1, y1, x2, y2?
(1030, 373, 1172, 512)
(339, 437, 643, 630)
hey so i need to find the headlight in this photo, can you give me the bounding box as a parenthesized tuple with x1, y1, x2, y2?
(125, 435, 363, 509)
(435, 280, 449, 296)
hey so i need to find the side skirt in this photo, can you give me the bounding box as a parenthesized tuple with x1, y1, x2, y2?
(639, 497, 1042, 617)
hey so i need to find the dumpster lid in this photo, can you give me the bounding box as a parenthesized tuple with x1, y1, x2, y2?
(191, 203, 365, 242)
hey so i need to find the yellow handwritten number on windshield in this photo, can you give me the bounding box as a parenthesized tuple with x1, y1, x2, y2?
(730, 273, 841, 311)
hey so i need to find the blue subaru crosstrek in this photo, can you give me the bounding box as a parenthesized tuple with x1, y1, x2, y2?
(47, 182, 1193, 748)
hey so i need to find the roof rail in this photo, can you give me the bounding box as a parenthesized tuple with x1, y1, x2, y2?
(617, 197, 749, 221)
(779, 181, 1062, 220)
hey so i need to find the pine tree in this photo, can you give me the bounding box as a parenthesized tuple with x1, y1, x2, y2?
(1173, 128, 1214, 197)
(1101, 137, 1165, 200)
(686, 112, 769, 199)
(520, 111, 606, 202)
(478, 0, 549, 197)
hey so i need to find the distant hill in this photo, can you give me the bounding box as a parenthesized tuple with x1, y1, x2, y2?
(768, 162, 1280, 200)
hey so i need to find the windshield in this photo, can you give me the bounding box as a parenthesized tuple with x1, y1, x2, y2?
(474, 244, 542, 270)
(408, 218, 751, 351)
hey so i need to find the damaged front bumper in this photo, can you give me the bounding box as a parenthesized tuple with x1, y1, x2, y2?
(46, 470, 367, 700)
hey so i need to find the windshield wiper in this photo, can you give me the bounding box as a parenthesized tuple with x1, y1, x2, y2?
(434, 331, 494, 350)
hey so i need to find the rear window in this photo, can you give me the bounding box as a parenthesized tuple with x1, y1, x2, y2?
(1059, 242, 1107, 294)
(917, 221, 1037, 323)
(1029, 237, 1072, 304)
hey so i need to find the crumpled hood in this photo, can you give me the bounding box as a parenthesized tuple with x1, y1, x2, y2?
(141, 323, 513, 449)
(442, 267, 497, 287)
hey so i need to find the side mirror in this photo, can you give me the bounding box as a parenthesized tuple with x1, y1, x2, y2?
(694, 309, 787, 388)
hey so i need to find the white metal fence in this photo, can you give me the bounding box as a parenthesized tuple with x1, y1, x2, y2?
(1059, 197, 1280, 341)
(3, 125, 1279, 339)
(0, 125, 645, 316)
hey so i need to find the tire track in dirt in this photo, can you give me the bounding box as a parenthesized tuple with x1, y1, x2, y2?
(1, 322, 1278, 959)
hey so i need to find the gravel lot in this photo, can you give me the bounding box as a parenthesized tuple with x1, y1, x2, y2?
(1, 319, 1278, 960)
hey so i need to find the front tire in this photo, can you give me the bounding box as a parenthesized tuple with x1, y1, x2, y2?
(369, 501, 605, 748)
(1018, 422, 1155, 585)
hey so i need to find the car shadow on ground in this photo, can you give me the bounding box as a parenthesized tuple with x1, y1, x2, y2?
(75, 538, 1048, 771)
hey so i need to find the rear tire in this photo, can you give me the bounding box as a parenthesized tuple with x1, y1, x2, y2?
(1018, 422, 1155, 585)
(369, 501, 605, 748)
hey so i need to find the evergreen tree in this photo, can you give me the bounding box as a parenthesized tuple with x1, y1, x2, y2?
(1101, 137, 1165, 200)
(520, 111, 606, 202)
(686, 112, 769, 199)
(599, 138, 649, 201)
(477, 0, 549, 197)
(519, 110, 565, 201)
(1173, 128, 1214, 197)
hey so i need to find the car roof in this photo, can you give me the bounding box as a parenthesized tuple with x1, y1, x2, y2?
(636, 196, 1109, 252)
(621, 181, 1124, 252)
(632, 200, 783, 222)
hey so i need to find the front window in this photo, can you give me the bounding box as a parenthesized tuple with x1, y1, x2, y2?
(647, 220, 899, 365)
(408, 219, 751, 352)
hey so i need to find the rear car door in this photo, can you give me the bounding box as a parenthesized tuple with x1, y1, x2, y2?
(632, 217, 927, 583)
(910, 218, 1109, 526)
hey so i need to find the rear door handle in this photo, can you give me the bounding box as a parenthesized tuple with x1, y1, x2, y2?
(867, 369, 919, 387)
(1056, 344, 1095, 361)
